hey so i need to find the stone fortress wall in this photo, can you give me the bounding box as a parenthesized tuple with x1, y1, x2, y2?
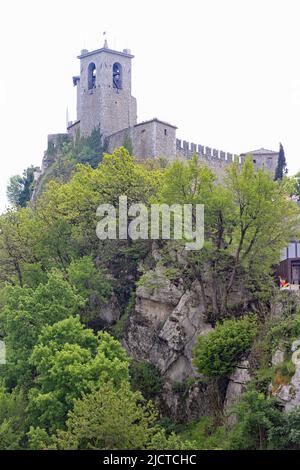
(176, 138, 243, 176)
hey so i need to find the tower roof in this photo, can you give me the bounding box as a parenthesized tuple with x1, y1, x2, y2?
(78, 47, 134, 60)
(240, 147, 278, 156)
(134, 118, 178, 130)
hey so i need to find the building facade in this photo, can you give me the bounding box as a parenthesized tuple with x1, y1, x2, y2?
(279, 241, 300, 285)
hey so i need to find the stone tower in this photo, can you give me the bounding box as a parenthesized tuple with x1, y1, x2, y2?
(71, 40, 137, 138)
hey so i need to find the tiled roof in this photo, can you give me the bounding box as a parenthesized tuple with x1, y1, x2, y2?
(241, 148, 278, 156)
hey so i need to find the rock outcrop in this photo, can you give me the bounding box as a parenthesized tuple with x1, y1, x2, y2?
(224, 360, 251, 425)
(124, 274, 212, 383)
(99, 293, 121, 325)
(224, 360, 251, 410)
(123, 267, 226, 421)
(271, 339, 300, 411)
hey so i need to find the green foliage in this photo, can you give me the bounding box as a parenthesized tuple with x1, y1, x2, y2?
(266, 313, 300, 351)
(130, 361, 162, 400)
(268, 406, 300, 449)
(110, 292, 135, 339)
(0, 385, 26, 449)
(157, 155, 299, 321)
(224, 391, 300, 450)
(178, 417, 227, 450)
(272, 360, 296, 390)
(226, 390, 283, 450)
(136, 269, 168, 291)
(1, 144, 300, 450)
(193, 315, 258, 377)
(7, 166, 38, 207)
(54, 382, 158, 450)
(293, 171, 300, 199)
(73, 127, 105, 168)
(27, 426, 55, 450)
(148, 429, 196, 450)
(0, 272, 83, 387)
(275, 143, 287, 181)
(67, 256, 112, 302)
(27, 316, 129, 432)
(122, 132, 133, 155)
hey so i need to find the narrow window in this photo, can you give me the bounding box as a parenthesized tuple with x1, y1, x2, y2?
(113, 62, 122, 89)
(88, 63, 96, 90)
(164, 129, 167, 136)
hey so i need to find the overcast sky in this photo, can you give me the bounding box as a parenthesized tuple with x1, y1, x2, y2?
(0, 0, 299, 213)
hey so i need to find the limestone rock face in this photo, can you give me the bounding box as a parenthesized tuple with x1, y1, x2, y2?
(272, 349, 285, 366)
(123, 272, 219, 421)
(98, 293, 121, 325)
(271, 339, 300, 411)
(224, 360, 251, 415)
(124, 277, 212, 382)
(270, 291, 300, 319)
(272, 363, 300, 411)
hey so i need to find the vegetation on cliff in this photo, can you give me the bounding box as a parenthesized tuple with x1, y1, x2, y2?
(0, 143, 300, 449)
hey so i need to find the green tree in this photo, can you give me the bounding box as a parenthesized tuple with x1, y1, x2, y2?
(7, 166, 38, 207)
(227, 390, 283, 450)
(122, 133, 133, 155)
(0, 208, 35, 287)
(268, 406, 300, 449)
(53, 382, 158, 450)
(288, 170, 300, 200)
(0, 272, 83, 387)
(148, 430, 196, 450)
(182, 157, 299, 319)
(193, 315, 258, 377)
(27, 316, 129, 432)
(67, 256, 112, 302)
(75, 127, 105, 168)
(130, 361, 162, 400)
(275, 143, 287, 180)
(0, 385, 26, 450)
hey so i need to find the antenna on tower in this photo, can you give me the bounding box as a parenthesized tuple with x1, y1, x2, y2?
(103, 31, 108, 49)
(66, 106, 70, 129)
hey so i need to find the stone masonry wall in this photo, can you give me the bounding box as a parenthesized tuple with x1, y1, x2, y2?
(107, 119, 177, 160)
(176, 139, 243, 177)
(78, 49, 137, 138)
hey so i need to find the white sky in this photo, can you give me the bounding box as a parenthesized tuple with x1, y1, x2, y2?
(0, 0, 300, 213)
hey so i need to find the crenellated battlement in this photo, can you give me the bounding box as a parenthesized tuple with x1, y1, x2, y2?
(176, 138, 244, 166)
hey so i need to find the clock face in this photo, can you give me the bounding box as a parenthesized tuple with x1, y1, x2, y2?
(113, 63, 122, 89)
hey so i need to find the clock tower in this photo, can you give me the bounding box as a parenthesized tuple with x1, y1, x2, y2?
(73, 40, 137, 138)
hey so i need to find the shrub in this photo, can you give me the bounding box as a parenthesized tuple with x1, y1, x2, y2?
(266, 313, 300, 351)
(226, 390, 283, 450)
(268, 407, 300, 449)
(130, 361, 162, 400)
(193, 315, 258, 377)
(110, 291, 136, 340)
(272, 360, 295, 392)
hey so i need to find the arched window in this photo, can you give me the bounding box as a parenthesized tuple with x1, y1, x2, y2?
(88, 63, 96, 90)
(112, 62, 122, 90)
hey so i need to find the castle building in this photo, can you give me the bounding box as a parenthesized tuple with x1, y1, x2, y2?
(35, 40, 297, 284)
(41, 40, 280, 178)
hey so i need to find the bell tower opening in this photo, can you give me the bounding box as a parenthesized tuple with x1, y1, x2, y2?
(112, 62, 122, 90)
(88, 62, 96, 90)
